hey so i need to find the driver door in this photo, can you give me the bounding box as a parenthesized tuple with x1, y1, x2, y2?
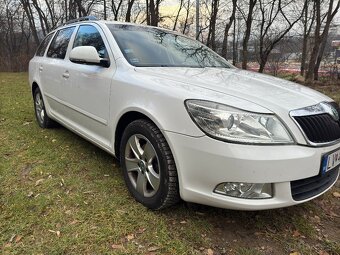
(61, 24, 115, 148)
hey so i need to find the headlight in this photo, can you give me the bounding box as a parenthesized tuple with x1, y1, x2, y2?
(185, 100, 294, 144)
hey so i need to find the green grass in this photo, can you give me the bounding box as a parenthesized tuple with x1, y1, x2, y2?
(0, 72, 339, 254)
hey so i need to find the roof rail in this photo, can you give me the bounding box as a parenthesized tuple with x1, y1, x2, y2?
(64, 16, 98, 25)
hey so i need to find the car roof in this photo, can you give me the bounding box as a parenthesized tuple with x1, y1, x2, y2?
(57, 16, 155, 30)
(50, 16, 193, 41)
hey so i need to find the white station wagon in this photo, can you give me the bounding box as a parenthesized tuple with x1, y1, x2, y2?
(29, 17, 340, 210)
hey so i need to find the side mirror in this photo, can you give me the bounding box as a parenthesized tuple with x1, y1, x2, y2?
(69, 46, 110, 67)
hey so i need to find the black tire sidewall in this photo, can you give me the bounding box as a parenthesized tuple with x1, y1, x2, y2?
(33, 88, 52, 128)
(33, 88, 46, 128)
(120, 120, 171, 209)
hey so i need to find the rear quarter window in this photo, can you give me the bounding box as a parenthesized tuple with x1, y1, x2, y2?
(36, 33, 55, 57)
(47, 27, 75, 59)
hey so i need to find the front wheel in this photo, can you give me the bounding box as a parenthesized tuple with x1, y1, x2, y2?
(120, 119, 180, 210)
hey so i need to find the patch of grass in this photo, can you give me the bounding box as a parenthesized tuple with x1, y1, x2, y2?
(322, 239, 340, 255)
(277, 73, 340, 104)
(312, 84, 340, 104)
(291, 216, 316, 238)
(0, 73, 202, 254)
(235, 247, 262, 255)
(282, 239, 316, 255)
(0, 72, 339, 254)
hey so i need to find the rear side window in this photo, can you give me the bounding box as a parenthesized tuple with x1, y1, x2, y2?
(36, 33, 54, 57)
(47, 27, 75, 59)
(73, 25, 107, 58)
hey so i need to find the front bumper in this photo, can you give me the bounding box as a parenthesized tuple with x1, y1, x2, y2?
(164, 131, 340, 210)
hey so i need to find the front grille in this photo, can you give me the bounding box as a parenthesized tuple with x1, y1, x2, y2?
(294, 102, 340, 143)
(291, 167, 339, 201)
(294, 113, 340, 143)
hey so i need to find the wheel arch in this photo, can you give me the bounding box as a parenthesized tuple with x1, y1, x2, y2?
(114, 110, 163, 160)
(32, 82, 39, 96)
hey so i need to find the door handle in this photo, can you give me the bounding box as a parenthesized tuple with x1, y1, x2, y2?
(62, 72, 69, 79)
(39, 66, 43, 72)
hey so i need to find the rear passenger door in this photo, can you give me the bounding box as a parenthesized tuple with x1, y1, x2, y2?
(62, 24, 114, 148)
(40, 26, 75, 118)
(29, 32, 54, 95)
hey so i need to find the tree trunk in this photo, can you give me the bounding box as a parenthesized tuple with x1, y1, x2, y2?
(45, 0, 56, 28)
(20, 0, 40, 46)
(257, 0, 305, 73)
(125, 0, 135, 22)
(173, 0, 184, 30)
(104, 0, 107, 20)
(111, 0, 123, 21)
(300, 0, 309, 76)
(305, 0, 320, 82)
(146, 0, 150, 24)
(259, 55, 268, 73)
(313, 0, 339, 80)
(207, 0, 219, 50)
(314, 23, 331, 80)
(300, 34, 308, 76)
(149, 0, 159, 26)
(232, 15, 237, 65)
(32, 0, 50, 35)
(221, 0, 237, 59)
(241, 0, 257, 70)
(182, 0, 191, 34)
(306, 0, 339, 81)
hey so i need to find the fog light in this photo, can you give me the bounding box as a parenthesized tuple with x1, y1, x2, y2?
(214, 182, 272, 199)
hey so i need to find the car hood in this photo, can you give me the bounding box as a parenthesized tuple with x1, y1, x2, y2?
(134, 67, 332, 113)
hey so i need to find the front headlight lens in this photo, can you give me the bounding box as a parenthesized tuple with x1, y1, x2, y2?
(186, 100, 293, 144)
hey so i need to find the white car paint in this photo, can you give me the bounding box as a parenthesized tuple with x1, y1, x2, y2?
(29, 20, 339, 210)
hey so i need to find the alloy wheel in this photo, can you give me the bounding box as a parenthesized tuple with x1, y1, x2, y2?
(35, 92, 45, 124)
(124, 134, 160, 197)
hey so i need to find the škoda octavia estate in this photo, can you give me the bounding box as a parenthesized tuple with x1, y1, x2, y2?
(29, 17, 340, 210)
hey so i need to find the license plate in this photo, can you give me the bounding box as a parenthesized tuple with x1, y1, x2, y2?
(321, 148, 340, 174)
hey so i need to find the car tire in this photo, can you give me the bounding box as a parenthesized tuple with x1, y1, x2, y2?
(120, 119, 180, 210)
(33, 88, 55, 128)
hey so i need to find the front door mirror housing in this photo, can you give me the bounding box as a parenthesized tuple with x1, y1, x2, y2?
(69, 46, 110, 67)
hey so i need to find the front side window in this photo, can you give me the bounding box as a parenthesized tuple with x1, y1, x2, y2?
(73, 25, 107, 58)
(47, 27, 75, 59)
(36, 33, 55, 57)
(107, 24, 231, 68)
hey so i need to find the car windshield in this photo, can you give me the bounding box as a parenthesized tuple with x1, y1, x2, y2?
(107, 24, 231, 68)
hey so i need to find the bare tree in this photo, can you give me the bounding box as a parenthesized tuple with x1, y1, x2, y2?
(240, 0, 257, 69)
(20, 0, 40, 45)
(0, 0, 337, 76)
(206, 0, 219, 50)
(257, 0, 305, 73)
(300, 0, 315, 76)
(0, 0, 35, 71)
(221, 0, 237, 59)
(146, 0, 162, 26)
(111, 0, 124, 20)
(32, 0, 50, 35)
(173, 0, 184, 30)
(306, 0, 340, 81)
(125, 0, 136, 22)
(171, 0, 194, 34)
(103, 0, 107, 19)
